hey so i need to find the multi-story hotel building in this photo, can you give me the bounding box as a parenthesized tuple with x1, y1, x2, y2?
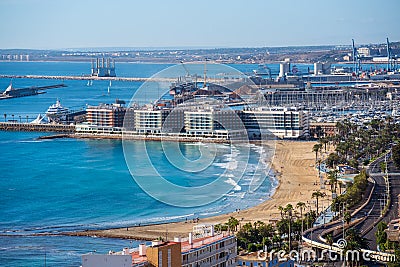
(133, 109, 169, 134)
(184, 107, 247, 139)
(86, 103, 126, 127)
(77, 103, 309, 139)
(239, 107, 309, 139)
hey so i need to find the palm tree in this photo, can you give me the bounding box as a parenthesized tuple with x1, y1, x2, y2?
(313, 143, 322, 162)
(319, 137, 328, 152)
(296, 202, 306, 238)
(344, 211, 351, 225)
(284, 204, 294, 251)
(278, 205, 285, 220)
(227, 216, 239, 232)
(337, 180, 344, 195)
(312, 190, 326, 215)
(325, 233, 333, 249)
(327, 170, 339, 194)
(344, 228, 370, 264)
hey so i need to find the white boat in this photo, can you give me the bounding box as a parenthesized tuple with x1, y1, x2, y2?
(45, 99, 69, 121)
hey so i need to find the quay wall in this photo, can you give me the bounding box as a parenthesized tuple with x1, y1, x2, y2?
(0, 74, 239, 84)
(0, 122, 75, 133)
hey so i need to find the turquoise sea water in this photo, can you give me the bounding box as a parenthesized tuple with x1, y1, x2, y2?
(0, 62, 278, 266)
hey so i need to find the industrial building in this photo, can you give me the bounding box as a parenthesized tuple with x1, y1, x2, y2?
(91, 58, 116, 77)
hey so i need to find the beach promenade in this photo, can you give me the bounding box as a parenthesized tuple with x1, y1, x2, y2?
(69, 141, 323, 241)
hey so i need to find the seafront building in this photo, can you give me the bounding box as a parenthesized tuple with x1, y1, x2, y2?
(76, 103, 309, 140)
(239, 107, 309, 139)
(86, 103, 126, 127)
(82, 225, 237, 267)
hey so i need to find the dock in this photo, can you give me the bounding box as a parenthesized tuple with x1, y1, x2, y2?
(0, 83, 67, 100)
(0, 122, 75, 133)
(0, 74, 172, 82)
(0, 74, 249, 84)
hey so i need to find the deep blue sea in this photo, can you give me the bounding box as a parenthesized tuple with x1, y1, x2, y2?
(0, 61, 280, 266)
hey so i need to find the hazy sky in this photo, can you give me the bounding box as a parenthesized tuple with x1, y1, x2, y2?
(0, 0, 399, 49)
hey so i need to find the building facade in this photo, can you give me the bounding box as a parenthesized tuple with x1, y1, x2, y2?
(82, 226, 237, 267)
(134, 109, 169, 134)
(78, 103, 309, 139)
(239, 107, 309, 139)
(86, 103, 126, 127)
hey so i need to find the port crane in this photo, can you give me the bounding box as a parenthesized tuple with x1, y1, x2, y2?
(386, 37, 398, 72)
(352, 39, 362, 75)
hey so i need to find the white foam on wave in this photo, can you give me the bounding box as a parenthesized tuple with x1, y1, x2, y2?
(213, 159, 238, 171)
(224, 178, 241, 191)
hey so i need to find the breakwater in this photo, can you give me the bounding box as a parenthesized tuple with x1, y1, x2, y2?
(0, 122, 75, 133)
(0, 74, 217, 83)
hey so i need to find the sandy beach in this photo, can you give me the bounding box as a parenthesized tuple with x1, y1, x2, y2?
(69, 140, 323, 241)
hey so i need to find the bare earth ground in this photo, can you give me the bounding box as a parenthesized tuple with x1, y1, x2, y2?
(68, 141, 323, 241)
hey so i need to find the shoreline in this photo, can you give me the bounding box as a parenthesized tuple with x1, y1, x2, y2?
(66, 140, 321, 241)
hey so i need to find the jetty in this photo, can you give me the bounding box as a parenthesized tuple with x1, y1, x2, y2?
(0, 74, 174, 83)
(0, 122, 75, 133)
(0, 74, 250, 84)
(0, 83, 66, 100)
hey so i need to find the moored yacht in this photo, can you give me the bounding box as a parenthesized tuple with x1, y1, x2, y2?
(45, 99, 69, 122)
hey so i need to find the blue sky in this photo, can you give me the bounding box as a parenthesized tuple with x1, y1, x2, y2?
(0, 0, 399, 49)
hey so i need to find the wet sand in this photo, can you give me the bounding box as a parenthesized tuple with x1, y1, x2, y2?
(68, 141, 323, 241)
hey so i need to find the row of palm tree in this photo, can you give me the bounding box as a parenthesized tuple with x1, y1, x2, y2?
(228, 200, 319, 253)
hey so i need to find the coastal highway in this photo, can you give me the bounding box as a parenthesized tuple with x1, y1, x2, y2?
(303, 154, 392, 250)
(363, 158, 400, 249)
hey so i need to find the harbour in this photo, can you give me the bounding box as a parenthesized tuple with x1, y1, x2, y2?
(1, 59, 400, 267)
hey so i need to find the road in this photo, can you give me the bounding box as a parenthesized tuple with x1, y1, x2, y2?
(363, 159, 400, 249)
(303, 154, 397, 250)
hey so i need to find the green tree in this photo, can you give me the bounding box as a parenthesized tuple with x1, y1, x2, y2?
(393, 144, 400, 169)
(313, 143, 322, 162)
(312, 190, 326, 215)
(344, 211, 351, 224)
(327, 170, 339, 194)
(278, 205, 285, 220)
(325, 233, 333, 248)
(227, 216, 239, 232)
(296, 202, 306, 236)
(376, 221, 388, 250)
(284, 204, 294, 251)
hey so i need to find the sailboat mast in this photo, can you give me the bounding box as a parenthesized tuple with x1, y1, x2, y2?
(203, 58, 207, 88)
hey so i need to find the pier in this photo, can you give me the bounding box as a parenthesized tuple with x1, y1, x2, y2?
(0, 122, 75, 133)
(0, 74, 250, 84)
